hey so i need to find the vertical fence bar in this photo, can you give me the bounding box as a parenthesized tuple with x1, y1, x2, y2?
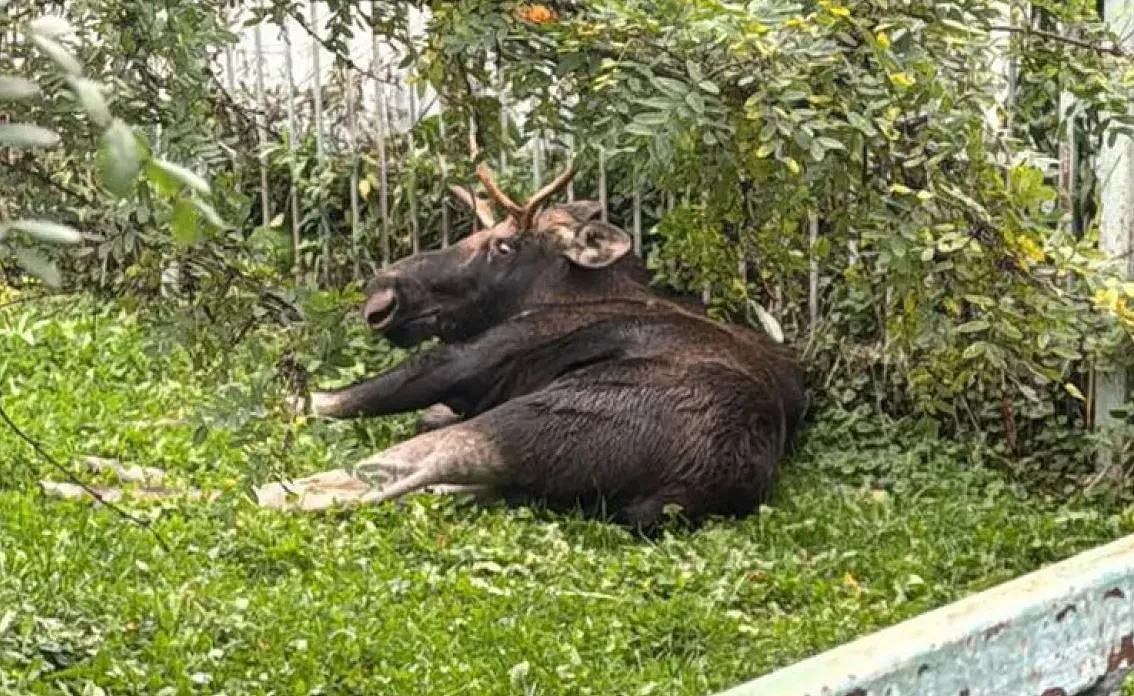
(497, 60, 508, 172)
(808, 209, 820, 331)
(347, 66, 361, 280)
(283, 21, 302, 282)
(598, 146, 608, 222)
(532, 132, 543, 193)
(224, 44, 236, 93)
(438, 111, 451, 247)
(565, 132, 575, 202)
(1095, 0, 1134, 465)
(632, 183, 642, 257)
(371, 5, 390, 267)
(309, 0, 330, 284)
(408, 85, 420, 255)
(701, 189, 711, 306)
(253, 24, 272, 236)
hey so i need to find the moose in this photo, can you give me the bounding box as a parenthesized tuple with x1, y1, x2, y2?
(280, 136, 809, 531)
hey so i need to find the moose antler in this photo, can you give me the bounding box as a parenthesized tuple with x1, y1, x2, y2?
(467, 131, 576, 231)
(448, 184, 497, 229)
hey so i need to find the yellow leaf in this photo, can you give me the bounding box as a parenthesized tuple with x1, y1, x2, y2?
(875, 31, 891, 49)
(784, 157, 801, 175)
(358, 178, 372, 200)
(842, 571, 862, 595)
(889, 183, 913, 195)
(1064, 383, 1086, 401)
(916, 189, 933, 201)
(827, 4, 851, 17)
(889, 72, 916, 88)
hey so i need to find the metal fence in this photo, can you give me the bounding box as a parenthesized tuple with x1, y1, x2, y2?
(213, 3, 678, 296)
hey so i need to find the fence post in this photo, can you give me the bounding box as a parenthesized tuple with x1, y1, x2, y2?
(309, 0, 333, 285)
(438, 111, 450, 247)
(598, 146, 608, 222)
(565, 132, 575, 202)
(346, 65, 362, 281)
(808, 209, 819, 331)
(632, 183, 642, 257)
(408, 86, 420, 255)
(371, 5, 390, 267)
(283, 21, 302, 283)
(1095, 0, 1134, 465)
(531, 131, 543, 196)
(252, 24, 273, 248)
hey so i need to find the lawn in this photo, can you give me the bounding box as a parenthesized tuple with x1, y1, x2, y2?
(1, 293, 1131, 695)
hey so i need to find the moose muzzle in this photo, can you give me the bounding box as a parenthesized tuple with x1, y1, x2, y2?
(363, 286, 398, 330)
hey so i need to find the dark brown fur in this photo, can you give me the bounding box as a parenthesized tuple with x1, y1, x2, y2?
(307, 200, 807, 531)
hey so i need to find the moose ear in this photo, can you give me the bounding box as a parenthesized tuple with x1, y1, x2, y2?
(560, 221, 633, 269)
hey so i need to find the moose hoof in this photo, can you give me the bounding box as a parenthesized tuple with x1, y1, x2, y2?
(286, 391, 341, 418)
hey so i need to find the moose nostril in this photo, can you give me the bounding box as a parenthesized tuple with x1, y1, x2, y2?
(363, 288, 398, 329)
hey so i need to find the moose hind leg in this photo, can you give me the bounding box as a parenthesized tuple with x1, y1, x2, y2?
(351, 422, 508, 505)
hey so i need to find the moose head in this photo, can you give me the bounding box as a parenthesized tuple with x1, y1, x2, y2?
(361, 133, 635, 347)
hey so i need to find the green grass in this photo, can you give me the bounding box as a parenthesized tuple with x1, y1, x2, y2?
(1, 294, 1132, 695)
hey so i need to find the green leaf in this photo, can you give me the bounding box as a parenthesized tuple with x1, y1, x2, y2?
(99, 120, 142, 197)
(149, 159, 211, 196)
(961, 341, 988, 360)
(747, 300, 784, 343)
(957, 320, 990, 334)
(685, 91, 705, 115)
(651, 76, 687, 98)
(698, 80, 720, 95)
(0, 123, 61, 148)
(13, 248, 62, 287)
(30, 35, 82, 76)
(1050, 346, 1082, 361)
(686, 60, 704, 84)
(3, 219, 82, 245)
(625, 121, 658, 137)
(172, 197, 201, 247)
(816, 137, 846, 151)
(0, 75, 41, 101)
(67, 77, 111, 126)
(191, 198, 227, 230)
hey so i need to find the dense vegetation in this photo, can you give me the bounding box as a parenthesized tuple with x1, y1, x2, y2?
(4, 0, 1134, 691)
(2, 295, 1131, 693)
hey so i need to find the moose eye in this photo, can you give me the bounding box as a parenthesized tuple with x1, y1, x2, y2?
(492, 238, 515, 256)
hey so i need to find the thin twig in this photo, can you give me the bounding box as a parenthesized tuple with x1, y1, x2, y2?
(286, 8, 403, 84)
(989, 24, 1128, 57)
(0, 396, 171, 552)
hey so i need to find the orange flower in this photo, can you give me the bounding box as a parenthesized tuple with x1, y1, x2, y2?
(515, 3, 557, 24)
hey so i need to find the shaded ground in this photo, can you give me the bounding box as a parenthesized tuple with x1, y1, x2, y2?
(1, 295, 1131, 695)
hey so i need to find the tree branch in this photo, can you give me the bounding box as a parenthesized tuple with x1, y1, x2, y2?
(990, 24, 1127, 57)
(285, 8, 405, 84)
(0, 395, 171, 552)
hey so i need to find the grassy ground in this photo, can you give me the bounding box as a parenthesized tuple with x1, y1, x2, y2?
(1, 294, 1132, 695)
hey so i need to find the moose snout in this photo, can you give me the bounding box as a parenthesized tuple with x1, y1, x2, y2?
(363, 286, 398, 330)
